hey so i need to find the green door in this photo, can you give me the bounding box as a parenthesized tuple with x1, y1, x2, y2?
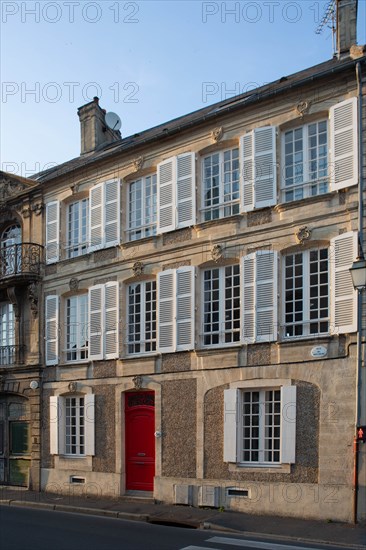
(0, 397, 30, 486)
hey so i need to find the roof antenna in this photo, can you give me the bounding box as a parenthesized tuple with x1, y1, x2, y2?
(315, 0, 337, 56)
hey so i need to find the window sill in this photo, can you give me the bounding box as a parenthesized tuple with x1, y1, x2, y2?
(196, 214, 242, 232)
(275, 191, 334, 213)
(123, 353, 158, 362)
(228, 462, 291, 474)
(54, 455, 92, 471)
(195, 344, 241, 356)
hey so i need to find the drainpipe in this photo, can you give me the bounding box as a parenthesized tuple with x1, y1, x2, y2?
(353, 60, 364, 525)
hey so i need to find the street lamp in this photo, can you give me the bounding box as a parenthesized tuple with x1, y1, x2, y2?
(350, 254, 366, 524)
(350, 256, 366, 290)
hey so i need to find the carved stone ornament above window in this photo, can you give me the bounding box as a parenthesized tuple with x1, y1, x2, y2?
(69, 277, 79, 291)
(133, 156, 144, 172)
(22, 207, 31, 219)
(295, 100, 310, 119)
(211, 127, 223, 143)
(68, 382, 77, 393)
(132, 375, 143, 390)
(70, 183, 80, 195)
(211, 244, 224, 262)
(295, 226, 311, 245)
(132, 261, 144, 276)
(0, 177, 26, 200)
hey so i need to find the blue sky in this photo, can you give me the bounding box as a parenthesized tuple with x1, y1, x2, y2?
(1, 0, 365, 177)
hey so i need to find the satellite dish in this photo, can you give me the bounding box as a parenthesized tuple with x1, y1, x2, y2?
(105, 112, 122, 131)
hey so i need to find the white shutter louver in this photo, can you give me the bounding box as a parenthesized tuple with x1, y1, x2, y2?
(104, 179, 120, 247)
(281, 385, 297, 464)
(331, 231, 357, 334)
(49, 396, 59, 455)
(84, 394, 95, 456)
(176, 153, 196, 228)
(254, 127, 277, 208)
(256, 250, 277, 342)
(223, 388, 238, 462)
(89, 183, 104, 252)
(45, 295, 59, 366)
(89, 285, 103, 360)
(240, 133, 255, 212)
(104, 282, 119, 359)
(45, 201, 59, 264)
(242, 253, 256, 342)
(176, 267, 195, 351)
(158, 158, 175, 233)
(330, 97, 358, 191)
(240, 127, 276, 212)
(158, 270, 175, 353)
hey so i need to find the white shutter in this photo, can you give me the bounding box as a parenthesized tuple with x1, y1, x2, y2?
(254, 127, 277, 208)
(242, 253, 256, 342)
(104, 179, 120, 247)
(49, 396, 59, 455)
(158, 270, 175, 353)
(281, 385, 297, 464)
(223, 388, 238, 462)
(176, 153, 196, 228)
(240, 127, 276, 212)
(331, 231, 358, 334)
(89, 285, 104, 360)
(240, 133, 255, 212)
(89, 183, 104, 252)
(157, 158, 175, 233)
(105, 282, 119, 359)
(45, 295, 59, 366)
(256, 251, 278, 342)
(329, 97, 358, 191)
(176, 267, 195, 351)
(45, 201, 59, 264)
(84, 394, 95, 456)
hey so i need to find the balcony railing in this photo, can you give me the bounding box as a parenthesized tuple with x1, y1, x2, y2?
(0, 243, 43, 278)
(0, 345, 25, 366)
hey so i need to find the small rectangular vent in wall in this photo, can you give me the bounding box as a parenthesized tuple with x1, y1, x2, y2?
(226, 488, 249, 498)
(70, 476, 86, 484)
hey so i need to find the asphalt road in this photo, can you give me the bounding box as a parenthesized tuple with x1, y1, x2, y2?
(0, 506, 357, 550)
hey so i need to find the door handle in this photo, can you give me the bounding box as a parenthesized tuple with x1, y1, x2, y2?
(135, 462, 145, 465)
(137, 453, 146, 457)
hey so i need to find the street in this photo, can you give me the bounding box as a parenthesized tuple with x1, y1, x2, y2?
(0, 506, 356, 550)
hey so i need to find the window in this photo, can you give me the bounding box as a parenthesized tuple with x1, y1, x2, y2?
(284, 247, 329, 338)
(50, 394, 95, 456)
(1, 224, 21, 276)
(65, 396, 85, 455)
(65, 295, 88, 361)
(128, 175, 157, 241)
(202, 265, 240, 345)
(282, 121, 328, 202)
(0, 303, 15, 365)
(127, 281, 156, 354)
(224, 385, 297, 466)
(67, 199, 89, 258)
(240, 389, 281, 464)
(202, 148, 239, 221)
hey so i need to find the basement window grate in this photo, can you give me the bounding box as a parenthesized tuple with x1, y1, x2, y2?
(70, 476, 86, 484)
(226, 488, 249, 498)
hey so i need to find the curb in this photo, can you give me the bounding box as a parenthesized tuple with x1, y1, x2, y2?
(1, 500, 365, 550)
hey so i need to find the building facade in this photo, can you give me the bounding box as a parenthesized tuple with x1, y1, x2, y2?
(0, 171, 43, 490)
(31, 3, 366, 523)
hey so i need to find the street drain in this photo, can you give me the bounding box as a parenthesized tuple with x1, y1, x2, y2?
(148, 519, 198, 529)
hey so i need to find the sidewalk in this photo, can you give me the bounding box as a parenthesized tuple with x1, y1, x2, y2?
(0, 486, 365, 549)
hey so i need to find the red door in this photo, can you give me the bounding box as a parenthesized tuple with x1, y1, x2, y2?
(125, 391, 155, 491)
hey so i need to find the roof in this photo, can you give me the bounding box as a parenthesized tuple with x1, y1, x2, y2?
(33, 53, 366, 183)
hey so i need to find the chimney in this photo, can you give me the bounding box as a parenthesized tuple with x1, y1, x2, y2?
(336, 0, 358, 58)
(77, 97, 121, 155)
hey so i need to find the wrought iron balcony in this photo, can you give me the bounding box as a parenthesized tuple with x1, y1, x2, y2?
(0, 345, 25, 366)
(0, 243, 43, 283)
